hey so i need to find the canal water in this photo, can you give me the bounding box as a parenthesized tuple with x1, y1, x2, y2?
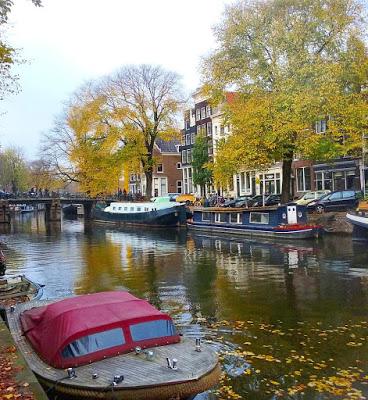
(2, 213, 368, 399)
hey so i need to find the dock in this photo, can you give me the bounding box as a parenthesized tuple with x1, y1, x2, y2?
(0, 318, 48, 399)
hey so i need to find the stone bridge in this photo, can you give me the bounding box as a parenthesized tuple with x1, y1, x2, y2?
(0, 197, 115, 223)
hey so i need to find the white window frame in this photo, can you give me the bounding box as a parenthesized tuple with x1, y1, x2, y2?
(176, 162, 181, 169)
(230, 213, 242, 224)
(249, 212, 269, 224)
(201, 107, 206, 119)
(202, 212, 211, 221)
(196, 109, 200, 121)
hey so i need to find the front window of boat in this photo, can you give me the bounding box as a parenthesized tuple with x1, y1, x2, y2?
(61, 328, 125, 359)
(130, 319, 176, 342)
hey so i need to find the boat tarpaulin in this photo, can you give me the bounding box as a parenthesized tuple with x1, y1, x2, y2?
(20, 291, 179, 368)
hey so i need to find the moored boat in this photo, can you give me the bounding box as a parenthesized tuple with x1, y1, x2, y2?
(93, 201, 187, 227)
(6, 291, 220, 399)
(188, 203, 320, 239)
(346, 210, 368, 240)
(0, 275, 43, 308)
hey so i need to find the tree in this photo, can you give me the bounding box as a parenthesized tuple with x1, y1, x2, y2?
(192, 134, 212, 196)
(202, 0, 368, 202)
(42, 65, 184, 197)
(0, 0, 42, 100)
(28, 158, 63, 191)
(0, 147, 29, 193)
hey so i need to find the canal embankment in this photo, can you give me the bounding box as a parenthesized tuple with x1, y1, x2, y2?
(0, 317, 48, 400)
(309, 211, 353, 234)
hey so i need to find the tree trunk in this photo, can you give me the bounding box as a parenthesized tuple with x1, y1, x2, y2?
(145, 169, 153, 199)
(281, 154, 293, 204)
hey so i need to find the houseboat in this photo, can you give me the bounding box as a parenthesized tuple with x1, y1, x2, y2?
(93, 201, 187, 227)
(188, 204, 320, 239)
(6, 291, 220, 400)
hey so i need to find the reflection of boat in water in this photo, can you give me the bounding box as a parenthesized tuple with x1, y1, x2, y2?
(63, 204, 84, 217)
(188, 204, 320, 239)
(346, 211, 368, 240)
(0, 275, 43, 307)
(20, 204, 35, 213)
(93, 202, 187, 227)
(6, 291, 220, 399)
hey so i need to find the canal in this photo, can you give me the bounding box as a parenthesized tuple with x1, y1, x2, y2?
(2, 213, 368, 399)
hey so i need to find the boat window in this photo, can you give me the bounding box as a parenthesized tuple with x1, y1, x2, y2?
(118, 207, 122, 211)
(202, 212, 211, 221)
(215, 213, 227, 223)
(130, 319, 176, 342)
(144, 207, 149, 211)
(249, 212, 269, 224)
(124, 207, 128, 211)
(230, 213, 241, 224)
(112, 206, 116, 211)
(137, 207, 141, 211)
(61, 328, 125, 359)
(130, 207, 134, 211)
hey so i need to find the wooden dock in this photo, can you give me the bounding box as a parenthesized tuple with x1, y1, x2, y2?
(0, 318, 48, 399)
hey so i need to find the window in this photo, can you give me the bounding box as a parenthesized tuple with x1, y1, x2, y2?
(118, 207, 122, 211)
(202, 212, 211, 221)
(201, 107, 206, 119)
(160, 178, 167, 196)
(206, 105, 211, 116)
(196, 109, 200, 121)
(185, 120, 190, 130)
(176, 162, 181, 169)
(112, 206, 116, 211)
(343, 190, 355, 199)
(220, 125, 225, 135)
(215, 213, 227, 223)
(186, 134, 190, 145)
(259, 173, 281, 195)
(207, 122, 212, 136)
(296, 167, 311, 192)
(214, 125, 218, 135)
(130, 207, 134, 211)
(315, 171, 332, 190)
(157, 164, 163, 173)
(329, 192, 342, 200)
(137, 207, 141, 211)
(230, 213, 241, 224)
(315, 119, 327, 133)
(187, 149, 192, 163)
(191, 132, 195, 144)
(61, 328, 125, 359)
(130, 320, 176, 341)
(182, 150, 187, 164)
(124, 207, 128, 211)
(176, 180, 182, 193)
(144, 207, 149, 211)
(250, 212, 269, 224)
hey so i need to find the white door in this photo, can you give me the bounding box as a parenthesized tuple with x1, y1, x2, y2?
(287, 205, 297, 224)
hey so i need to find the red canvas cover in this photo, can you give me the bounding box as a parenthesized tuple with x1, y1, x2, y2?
(20, 291, 179, 368)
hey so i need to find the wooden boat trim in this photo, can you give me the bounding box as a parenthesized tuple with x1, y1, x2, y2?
(7, 300, 219, 392)
(0, 275, 43, 302)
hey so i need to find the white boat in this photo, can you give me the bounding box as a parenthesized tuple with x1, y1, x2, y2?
(93, 202, 187, 227)
(346, 211, 368, 240)
(19, 204, 34, 213)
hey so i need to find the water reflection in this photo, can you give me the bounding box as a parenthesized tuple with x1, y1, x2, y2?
(1, 215, 368, 398)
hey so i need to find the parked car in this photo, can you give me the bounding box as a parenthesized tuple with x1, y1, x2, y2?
(0, 190, 12, 199)
(295, 190, 331, 205)
(307, 190, 362, 213)
(234, 196, 254, 208)
(223, 196, 251, 208)
(249, 194, 281, 207)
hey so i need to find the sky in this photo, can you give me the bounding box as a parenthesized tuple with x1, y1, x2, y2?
(0, 0, 234, 159)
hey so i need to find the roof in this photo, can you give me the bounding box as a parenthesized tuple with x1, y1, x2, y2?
(20, 291, 170, 367)
(155, 138, 180, 153)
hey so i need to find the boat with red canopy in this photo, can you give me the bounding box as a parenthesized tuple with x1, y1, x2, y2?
(6, 291, 220, 399)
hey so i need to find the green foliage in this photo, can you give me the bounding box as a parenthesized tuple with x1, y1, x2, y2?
(192, 134, 212, 195)
(203, 0, 368, 200)
(0, 147, 29, 193)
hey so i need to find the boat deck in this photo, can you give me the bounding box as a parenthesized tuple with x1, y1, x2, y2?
(7, 300, 219, 390)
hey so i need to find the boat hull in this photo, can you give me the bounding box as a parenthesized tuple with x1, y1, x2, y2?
(346, 212, 368, 240)
(93, 205, 187, 227)
(188, 221, 318, 239)
(6, 299, 220, 400)
(0, 275, 43, 308)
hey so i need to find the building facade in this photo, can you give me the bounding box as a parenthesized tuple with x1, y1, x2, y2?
(129, 139, 182, 197)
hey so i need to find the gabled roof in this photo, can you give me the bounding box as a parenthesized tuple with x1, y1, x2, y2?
(155, 138, 180, 153)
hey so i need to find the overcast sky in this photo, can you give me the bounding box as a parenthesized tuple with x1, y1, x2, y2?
(0, 0, 233, 159)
